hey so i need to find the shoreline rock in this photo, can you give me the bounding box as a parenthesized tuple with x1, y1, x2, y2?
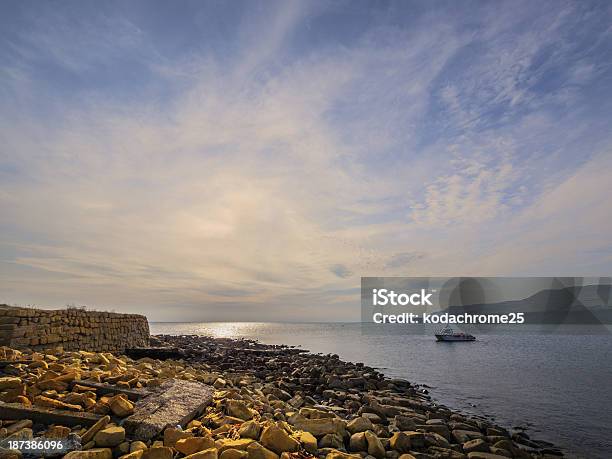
(0, 335, 566, 459)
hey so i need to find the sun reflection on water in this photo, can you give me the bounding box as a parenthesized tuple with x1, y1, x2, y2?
(154, 322, 271, 340)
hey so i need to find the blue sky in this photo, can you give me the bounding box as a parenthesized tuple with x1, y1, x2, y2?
(1, 0, 611, 321)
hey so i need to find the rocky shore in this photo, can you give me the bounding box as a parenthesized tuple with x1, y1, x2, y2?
(0, 334, 565, 459)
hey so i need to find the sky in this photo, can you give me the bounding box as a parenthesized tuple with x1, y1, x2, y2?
(1, 0, 611, 322)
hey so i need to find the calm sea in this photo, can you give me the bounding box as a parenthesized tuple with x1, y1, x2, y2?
(149, 322, 612, 459)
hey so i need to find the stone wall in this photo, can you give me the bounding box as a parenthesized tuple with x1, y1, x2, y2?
(0, 305, 149, 352)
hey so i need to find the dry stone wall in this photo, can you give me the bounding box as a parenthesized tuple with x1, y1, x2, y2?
(0, 305, 149, 352)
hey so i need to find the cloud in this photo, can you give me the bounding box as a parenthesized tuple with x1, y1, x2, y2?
(0, 1, 611, 321)
(330, 264, 352, 279)
(385, 252, 426, 269)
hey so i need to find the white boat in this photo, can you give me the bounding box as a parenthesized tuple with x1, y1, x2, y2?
(435, 326, 476, 342)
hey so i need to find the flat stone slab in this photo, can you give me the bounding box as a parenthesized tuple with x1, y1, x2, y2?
(0, 401, 102, 426)
(124, 379, 213, 440)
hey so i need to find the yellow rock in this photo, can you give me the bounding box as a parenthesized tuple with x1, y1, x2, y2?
(64, 392, 97, 410)
(187, 420, 203, 429)
(294, 431, 317, 453)
(325, 451, 361, 459)
(292, 417, 346, 437)
(175, 436, 216, 456)
(0, 377, 22, 390)
(28, 360, 48, 369)
(220, 449, 248, 459)
(92, 400, 111, 415)
(4, 427, 32, 442)
(184, 448, 218, 459)
(109, 395, 134, 417)
(142, 446, 174, 459)
(64, 448, 113, 459)
(46, 425, 71, 438)
(116, 441, 131, 456)
(130, 441, 148, 453)
(260, 424, 300, 454)
(81, 415, 110, 444)
(238, 421, 261, 440)
(226, 400, 254, 420)
(13, 396, 31, 406)
(246, 442, 279, 459)
(4, 420, 32, 436)
(82, 441, 96, 450)
(119, 451, 144, 459)
(217, 438, 255, 453)
(163, 427, 193, 447)
(33, 395, 82, 411)
(0, 447, 21, 459)
(94, 426, 126, 447)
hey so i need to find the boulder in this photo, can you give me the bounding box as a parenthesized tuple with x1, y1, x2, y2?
(294, 431, 317, 453)
(325, 451, 361, 459)
(220, 449, 249, 459)
(238, 421, 261, 440)
(347, 417, 374, 434)
(46, 425, 71, 438)
(422, 424, 450, 440)
(492, 440, 516, 455)
(466, 453, 510, 459)
(163, 427, 193, 447)
(453, 430, 484, 444)
(94, 426, 126, 448)
(64, 449, 113, 459)
(349, 432, 367, 452)
(260, 424, 300, 454)
(217, 439, 255, 453)
(176, 436, 217, 456)
(33, 395, 82, 411)
(428, 446, 466, 459)
(463, 439, 489, 453)
(110, 395, 134, 417)
(389, 432, 411, 453)
(424, 432, 450, 448)
(404, 432, 424, 449)
(246, 442, 280, 459)
(292, 417, 346, 437)
(184, 448, 219, 459)
(299, 408, 336, 419)
(0, 378, 23, 390)
(142, 447, 174, 459)
(489, 447, 512, 458)
(130, 441, 148, 453)
(119, 451, 144, 459)
(361, 413, 382, 424)
(288, 395, 304, 408)
(227, 400, 254, 421)
(319, 433, 343, 449)
(364, 431, 385, 459)
(114, 441, 131, 455)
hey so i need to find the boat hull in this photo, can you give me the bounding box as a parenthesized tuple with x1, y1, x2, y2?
(435, 334, 476, 342)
